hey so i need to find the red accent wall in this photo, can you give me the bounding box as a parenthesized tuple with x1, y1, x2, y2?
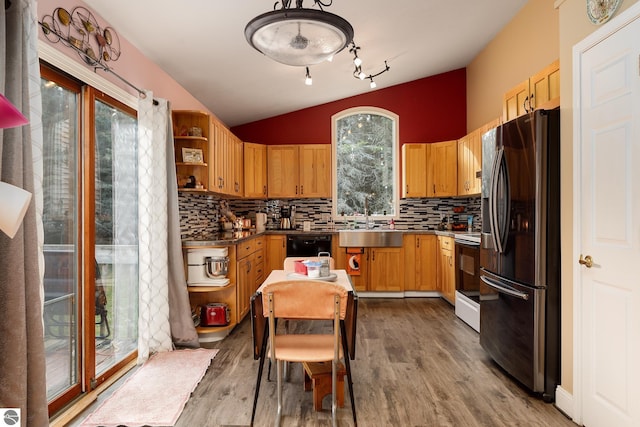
(231, 68, 466, 146)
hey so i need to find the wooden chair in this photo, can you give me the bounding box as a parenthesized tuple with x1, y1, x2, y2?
(263, 280, 348, 427)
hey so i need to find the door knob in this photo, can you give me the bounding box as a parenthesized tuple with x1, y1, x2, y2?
(578, 254, 593, 268)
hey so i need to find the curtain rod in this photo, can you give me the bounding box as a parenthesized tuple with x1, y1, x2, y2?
(38, 19, 158, 106)
(101, 66, 158, 106)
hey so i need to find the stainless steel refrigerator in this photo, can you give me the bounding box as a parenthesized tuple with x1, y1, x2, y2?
(479, 108, 560, 402)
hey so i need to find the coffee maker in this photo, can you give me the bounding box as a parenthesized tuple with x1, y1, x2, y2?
(280, 205, 291, 229)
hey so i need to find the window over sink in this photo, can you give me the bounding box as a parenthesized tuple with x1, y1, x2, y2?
(332, 107, 398, 220)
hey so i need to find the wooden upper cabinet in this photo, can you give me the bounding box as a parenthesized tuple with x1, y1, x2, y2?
(267, 144, 331, 198)
(299, 144, 331, 198)
(457, 130, 482, 196)
(402, 143, 430, 198)
(210, 120, 244, 197)
(429, 140, 457, 197)
(503, 59, 560, 122)
(210, 119, 228, 193)
(529, 59, 560, 111)
(503, 80, 530, 122)
(244, 142, 267, 198)
(232, 134, 244, 196)
(267, 145, 299, 198)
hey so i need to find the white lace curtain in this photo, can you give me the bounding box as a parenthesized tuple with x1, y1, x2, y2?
(137, 95, 198, 363)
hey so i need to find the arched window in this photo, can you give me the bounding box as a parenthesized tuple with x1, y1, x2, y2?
(332, 107, 399, 220)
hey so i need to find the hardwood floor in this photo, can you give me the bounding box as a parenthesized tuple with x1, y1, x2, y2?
(70, 298, 576, 426)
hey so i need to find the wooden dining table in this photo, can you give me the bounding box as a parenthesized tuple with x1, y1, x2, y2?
(249, 269, 359, 425)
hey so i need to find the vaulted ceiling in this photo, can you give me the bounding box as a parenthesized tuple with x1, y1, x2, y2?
(83, 0, 527, 127)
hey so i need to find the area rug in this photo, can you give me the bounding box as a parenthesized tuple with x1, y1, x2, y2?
(80, 348, 218, 427)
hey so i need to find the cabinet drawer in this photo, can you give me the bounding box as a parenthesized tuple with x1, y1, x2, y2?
(254, 237, 264, 250)
(439, 236, 453, 250)
(237, 239, 255, 259)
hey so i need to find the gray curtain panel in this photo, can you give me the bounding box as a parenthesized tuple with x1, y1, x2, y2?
(166, 111, 199, 348)
(0, 1, 50, 426)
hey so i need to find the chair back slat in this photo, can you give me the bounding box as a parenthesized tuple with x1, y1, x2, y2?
(261, 280, 347, 319)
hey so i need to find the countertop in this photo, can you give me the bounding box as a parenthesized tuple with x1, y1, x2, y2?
(181, 228, 479, 247)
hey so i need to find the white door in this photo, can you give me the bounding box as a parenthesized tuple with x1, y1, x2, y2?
(577, 9, 640, 427)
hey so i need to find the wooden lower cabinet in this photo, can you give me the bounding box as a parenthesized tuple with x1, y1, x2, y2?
(236, 236, 264, 321)
(437, 235, 455, 304)
(333, 247, 368, 292)
(265, 234, 287, 276)
(335, 246, 403, 292)
(403, 234, 437, 291)
(369, 247, 404, 292)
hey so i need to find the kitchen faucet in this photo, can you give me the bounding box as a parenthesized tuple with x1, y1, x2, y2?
(364, 196, 373, 229)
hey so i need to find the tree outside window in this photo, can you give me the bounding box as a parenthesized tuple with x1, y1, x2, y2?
(333, 107, 398, 219)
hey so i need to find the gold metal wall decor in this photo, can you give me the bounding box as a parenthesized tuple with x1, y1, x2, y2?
(38, 6, 150, 98)
(40, 7, 121, 68)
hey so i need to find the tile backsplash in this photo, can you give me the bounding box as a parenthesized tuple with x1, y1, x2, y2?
(179, 193, 481, 239)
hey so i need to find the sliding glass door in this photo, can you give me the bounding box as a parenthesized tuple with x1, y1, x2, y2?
(41, 64, 139, 414)
(41, 66, 82, 409)
(91, 92, 139, 378)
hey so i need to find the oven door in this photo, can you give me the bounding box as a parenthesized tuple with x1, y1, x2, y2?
(479, 269, 545, 393)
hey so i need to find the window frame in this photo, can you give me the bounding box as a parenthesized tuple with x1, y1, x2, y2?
(331, 106, 400, 221)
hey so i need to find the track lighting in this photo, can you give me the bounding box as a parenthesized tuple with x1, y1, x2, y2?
(349, 41, 390, 89)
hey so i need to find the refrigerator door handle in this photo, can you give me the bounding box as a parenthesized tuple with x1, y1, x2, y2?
(492, 147, 510, 254)
(489, 148, 501, 251)
(480, 275, 529, 300)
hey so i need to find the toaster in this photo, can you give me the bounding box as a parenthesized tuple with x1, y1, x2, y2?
(200, 303, 230, 326)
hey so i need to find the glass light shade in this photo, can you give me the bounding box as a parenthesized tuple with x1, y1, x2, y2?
(0, 93, 28, 129)
(0, 181, 32, 238)
(245, 9, 354, 66)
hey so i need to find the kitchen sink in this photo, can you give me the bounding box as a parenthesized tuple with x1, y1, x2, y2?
(338, 229, 404, 247)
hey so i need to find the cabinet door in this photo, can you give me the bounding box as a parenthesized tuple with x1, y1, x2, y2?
(232, 135, 244, 196)
(265, 234, 287, 275)
(299, 144, 331, 198)
(468, 129, 482, 195)
(530, 59, 560, 111)
(437, 236, 455, 304)
(402, 144, 429, 198)
(236, 257, 252, 321)
(267, 145, 299, 197)
(403, 235, 417, 289)
(502, 80, 530, 122)
(457, 136, 471, 196)
(458, 129, 482, 196)
(415, 235, 437, 291)
(430, 140, 457, 197)
(334, 247, 368, 292)
(244, 142, 267, 198)
(211, 120, 228, 193)
(369, 248, 404, 292)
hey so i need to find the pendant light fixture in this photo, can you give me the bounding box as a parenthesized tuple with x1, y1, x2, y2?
(245, 0, 354, 67)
